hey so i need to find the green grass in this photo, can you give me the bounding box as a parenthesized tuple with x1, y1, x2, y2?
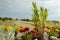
(19, 21, 34, 25)
(20, 20, 60, 29)
(0, 20, 60, 29)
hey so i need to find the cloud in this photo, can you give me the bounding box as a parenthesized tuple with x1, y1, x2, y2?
(0, 0, 60, 21)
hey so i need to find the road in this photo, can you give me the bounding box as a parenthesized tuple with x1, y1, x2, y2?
(15, 21, 34, 31)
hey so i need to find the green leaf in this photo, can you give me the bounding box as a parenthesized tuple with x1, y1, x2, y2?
(39, 7, 48, 27)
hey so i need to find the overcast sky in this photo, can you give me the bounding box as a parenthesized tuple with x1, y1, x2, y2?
(0, 0, 60, 21)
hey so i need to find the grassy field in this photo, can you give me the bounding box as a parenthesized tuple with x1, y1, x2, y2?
(19, 21, 34, 24)
(0, 20, 60, 29)
(0, 20, 60, 40)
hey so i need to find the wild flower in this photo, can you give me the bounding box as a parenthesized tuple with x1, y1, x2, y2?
(19, 27, 29, 33)
(30, 30, 37, 34)
(24, 27, 29, 31)
(19, 28, 25, 32)
(52, 26, 56, 29)
(16, 25, 20, 31)
(55, 29, 60, 32)
(46, 29, 50, 33)
(4, 26, 12, 31)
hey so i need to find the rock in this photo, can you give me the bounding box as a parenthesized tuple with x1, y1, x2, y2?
(50, 36, 57, 40)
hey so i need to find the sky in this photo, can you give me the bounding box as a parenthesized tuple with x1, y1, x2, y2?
(0, 0, 60, 21)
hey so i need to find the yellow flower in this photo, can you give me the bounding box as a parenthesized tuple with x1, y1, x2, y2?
(55, 29, 60, 32)
(16, 26, 20, 31)
(49, 26, 52, 28)
(46, 29, 50, 32)
(4, 26, 12, 31)
(52, 26, 56, 29)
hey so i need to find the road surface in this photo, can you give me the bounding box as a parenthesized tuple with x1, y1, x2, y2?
(15, 21, 34, 31)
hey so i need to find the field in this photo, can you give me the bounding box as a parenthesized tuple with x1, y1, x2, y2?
(0, 20, 60, 31)
(0, 20, 60, 40)
(0, 20, 60, 27)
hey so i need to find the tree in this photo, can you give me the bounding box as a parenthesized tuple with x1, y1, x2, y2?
(4, 17, 9, 20)
(9, 17, 13, 20)
(0, 17, 2, 20)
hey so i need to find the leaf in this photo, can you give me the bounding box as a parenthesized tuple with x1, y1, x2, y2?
(39, 7, 48, 26)
(32, 2, 39, 24)
(44, 8, 48, 20)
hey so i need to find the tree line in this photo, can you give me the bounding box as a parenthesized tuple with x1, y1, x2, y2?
(0, 17, 32, 21)
(0, 17, 13, 21)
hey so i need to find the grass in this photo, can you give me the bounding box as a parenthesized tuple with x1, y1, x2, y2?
(0, 20, 60, 29)
(19, 21, 34, 25)
(0, 20, 60, 40)
(20, 20, 60, 29)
